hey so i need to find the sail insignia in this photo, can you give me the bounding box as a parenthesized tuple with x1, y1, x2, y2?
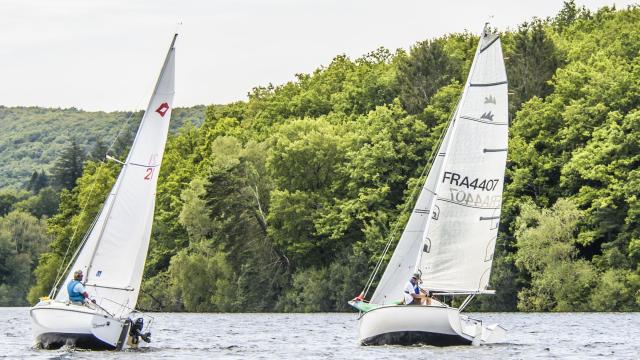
(484, 95, 496, 104)
(480, 111, 494, 121)
(155, 102, 170, 117)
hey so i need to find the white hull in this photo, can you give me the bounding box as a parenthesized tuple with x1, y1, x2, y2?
(30, 300, 134, 350)
(358, 302, 506, 346)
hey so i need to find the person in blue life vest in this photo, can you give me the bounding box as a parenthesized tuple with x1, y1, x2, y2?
(403, 272, 431, 306)
(67, 270, 96, 305)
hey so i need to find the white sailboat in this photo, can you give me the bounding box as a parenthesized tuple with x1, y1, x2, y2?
(30, 34, 177, 350)
(350, 24, 508, 346)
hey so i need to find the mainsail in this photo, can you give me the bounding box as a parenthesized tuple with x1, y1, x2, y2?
(54, 34, 177, 316)
(372, 25, 508, 301)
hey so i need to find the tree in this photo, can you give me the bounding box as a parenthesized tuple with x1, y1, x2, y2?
(13, 187, 60, 218)
(167, 242, 236, 312)
(0, 192, 17, 217)
(0, 210, 50, 305)
(553, 1, 591, 32)
(51, 140, 86, 190)
(397, 39, 460, 114)
(505, 19, 564, 114)
(90, 139, 109, 161)
(27, 4, 640, 313)
(515, 199, 598, 311)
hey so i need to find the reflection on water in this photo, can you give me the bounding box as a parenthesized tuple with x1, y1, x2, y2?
(3, 308, 639, 359)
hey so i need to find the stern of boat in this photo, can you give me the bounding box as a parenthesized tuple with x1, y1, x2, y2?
(459, 315, 507, 344)
(30, 299, 130, 350)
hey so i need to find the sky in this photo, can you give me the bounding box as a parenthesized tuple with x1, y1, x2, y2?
(1, 0, 638, 111)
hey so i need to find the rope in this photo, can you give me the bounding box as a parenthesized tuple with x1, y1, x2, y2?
(49, 172, 101, 298)
(106, 110, 140, 156)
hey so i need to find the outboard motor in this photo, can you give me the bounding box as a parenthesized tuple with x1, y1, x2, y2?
(129, 317, 151, 344)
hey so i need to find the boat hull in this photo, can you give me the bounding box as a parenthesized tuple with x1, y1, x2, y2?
(357, 303, 505, 346)
(35, 331, 118, 350)
(363, 330, 471, 346)
(30, 300, 131, 350)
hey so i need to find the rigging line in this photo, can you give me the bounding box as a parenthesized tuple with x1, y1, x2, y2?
(106, 108, 142, 156)
(360, 110, 456, 299)
(49, 204, 101, 298)
(49, 170, 103, 298)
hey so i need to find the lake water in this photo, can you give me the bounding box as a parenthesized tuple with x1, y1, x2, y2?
(2, 308, 639, 359)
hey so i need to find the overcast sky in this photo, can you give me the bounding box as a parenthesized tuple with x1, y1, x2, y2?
(1, 0, 637, 111)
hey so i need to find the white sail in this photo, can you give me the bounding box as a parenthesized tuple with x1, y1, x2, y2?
(417, 28, 508, 292)
(352, 26, 509, 348)
(371, 118, 455, 304)
(55, 34, 177, 316)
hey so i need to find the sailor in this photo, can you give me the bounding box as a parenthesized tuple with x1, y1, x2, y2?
(67, 270, 96, 305)
(404, 272, 431, 305)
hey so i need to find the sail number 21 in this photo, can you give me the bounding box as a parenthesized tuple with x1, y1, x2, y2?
(144, 153, 159, 181)
(144, 167, 154, 180)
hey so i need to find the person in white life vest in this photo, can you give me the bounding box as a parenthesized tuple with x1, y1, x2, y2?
(67, 270, 96, 305)
(403, 272, 431, 305)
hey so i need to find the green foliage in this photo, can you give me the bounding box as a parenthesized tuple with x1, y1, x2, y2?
(0, 189, 30, 217)
(589, 269, 640, 311)
(27, 170, 49, 193)
(23, 4, 640, 312)
(28, 161, 118, 303)
(13, 187, 60, 218)
(51, 140, 85, 190)
(514, 199, 597, 311)
(166, 242, 236, 312)
(0, 210, 50, 305)
(504, 19, 565, 114)
(0, 105, 206, 189)
(277, 248, 370, 312)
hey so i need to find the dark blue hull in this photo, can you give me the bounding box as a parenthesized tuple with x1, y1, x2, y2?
(362, 331, 472, 346)
(36, 332, 116, 350)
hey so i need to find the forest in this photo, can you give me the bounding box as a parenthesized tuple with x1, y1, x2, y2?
(2, 2, 639, 312)
(0, 106, 205, 189)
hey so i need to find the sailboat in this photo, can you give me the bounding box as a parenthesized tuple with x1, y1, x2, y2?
(30, 34, 177, 350)
(349, 24, 508, 346)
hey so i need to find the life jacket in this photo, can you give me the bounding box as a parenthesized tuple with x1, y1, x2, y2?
(67, 280, 85, 302)
(403, 282, 421, 295)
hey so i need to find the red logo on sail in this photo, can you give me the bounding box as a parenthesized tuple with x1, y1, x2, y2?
(155, 102, 170, 117)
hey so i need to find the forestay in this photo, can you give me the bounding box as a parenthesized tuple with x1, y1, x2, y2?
(417, 27, 508, 293)
(55, 35, 177, 316)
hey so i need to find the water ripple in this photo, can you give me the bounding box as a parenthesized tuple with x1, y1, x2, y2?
(2, 308, 640, 359)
